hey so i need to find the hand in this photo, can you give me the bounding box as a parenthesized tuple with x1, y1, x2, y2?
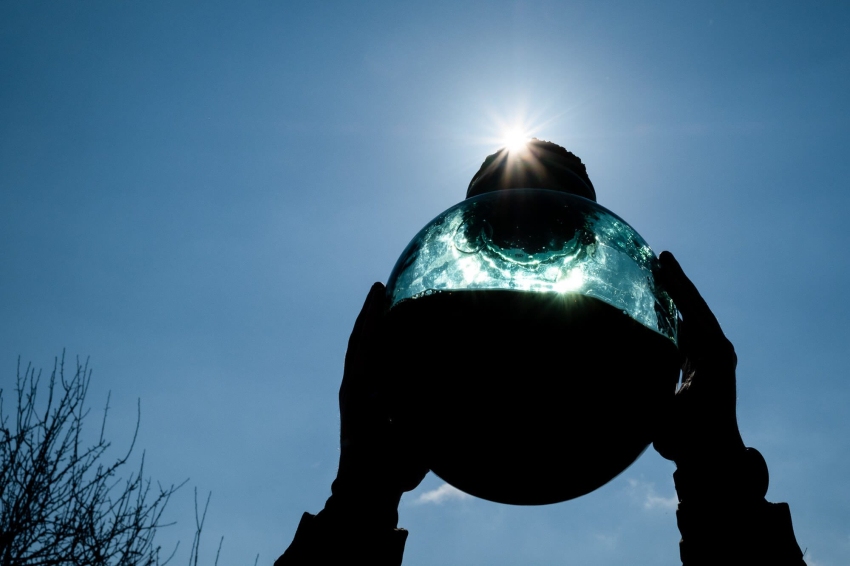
(334, 283, 428, 515)
(652, 252, 746, 467)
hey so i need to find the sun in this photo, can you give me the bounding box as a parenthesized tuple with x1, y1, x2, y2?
(502, 128, 531, 153)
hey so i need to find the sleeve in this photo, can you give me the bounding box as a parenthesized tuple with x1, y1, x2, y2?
(274, 510, 409, 566)
(676, 499, 806, 565)
(673, 449, 807, 566)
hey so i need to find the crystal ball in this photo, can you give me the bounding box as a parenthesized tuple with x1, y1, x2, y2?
(381, 189, 679, 505)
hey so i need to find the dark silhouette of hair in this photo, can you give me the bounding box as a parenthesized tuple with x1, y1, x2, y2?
(466, 139, 596, 201)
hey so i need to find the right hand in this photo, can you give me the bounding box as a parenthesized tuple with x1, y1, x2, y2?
(652, 252, 746, 467)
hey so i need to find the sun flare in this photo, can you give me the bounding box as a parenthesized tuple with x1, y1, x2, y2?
(502, 128, 531, 152)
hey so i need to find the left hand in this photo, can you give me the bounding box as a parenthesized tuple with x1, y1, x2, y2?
(336, 283, 429, 507)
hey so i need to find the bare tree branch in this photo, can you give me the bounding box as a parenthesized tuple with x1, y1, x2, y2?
(0, 353, 181, 566)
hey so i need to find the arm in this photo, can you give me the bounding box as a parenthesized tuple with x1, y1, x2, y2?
(654, 252, 806, 566)
(275, 283, 428, 566)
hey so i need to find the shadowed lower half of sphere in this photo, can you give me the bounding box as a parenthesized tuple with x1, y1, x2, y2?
(381, 290, 680, 505)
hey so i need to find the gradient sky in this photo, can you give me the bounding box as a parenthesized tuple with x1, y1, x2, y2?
(2, 2, 849, 565)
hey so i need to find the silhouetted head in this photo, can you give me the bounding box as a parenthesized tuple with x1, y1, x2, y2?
(467, 139, 596, 201)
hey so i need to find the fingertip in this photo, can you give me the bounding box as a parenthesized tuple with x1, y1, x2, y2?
(373, 281, 388, 296)
(364, 282, 389, 323)
(366, 281, 385, 303)
(658, 251, 678, 269)
(658, 251, 687, 286)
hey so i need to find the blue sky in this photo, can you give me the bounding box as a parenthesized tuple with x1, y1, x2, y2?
(2, 1, 849, 564)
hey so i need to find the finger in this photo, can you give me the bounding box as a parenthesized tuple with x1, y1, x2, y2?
(658, 251, 723, 337)
(342, 282, 386, 401)
(359, 282, 387, 353)
(346, 283, 385, 358)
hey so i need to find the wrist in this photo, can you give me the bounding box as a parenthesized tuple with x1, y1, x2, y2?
(673, 419, 745, 469)
(674, 446, 769, 504)
(329, 450, 404, 530)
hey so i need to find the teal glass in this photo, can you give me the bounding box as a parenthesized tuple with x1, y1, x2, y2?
(387, 189, 677, 342)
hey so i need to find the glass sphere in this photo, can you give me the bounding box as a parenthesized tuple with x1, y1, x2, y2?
(382, 188, 680, 505)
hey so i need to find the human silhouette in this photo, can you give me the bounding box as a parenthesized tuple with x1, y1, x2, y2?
(275, 141, 807, 566)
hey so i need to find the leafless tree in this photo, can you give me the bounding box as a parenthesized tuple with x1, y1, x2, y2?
(0, 354, 182, 566)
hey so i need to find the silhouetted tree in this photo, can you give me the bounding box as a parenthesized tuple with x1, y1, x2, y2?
(0, 354, 182, 566)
